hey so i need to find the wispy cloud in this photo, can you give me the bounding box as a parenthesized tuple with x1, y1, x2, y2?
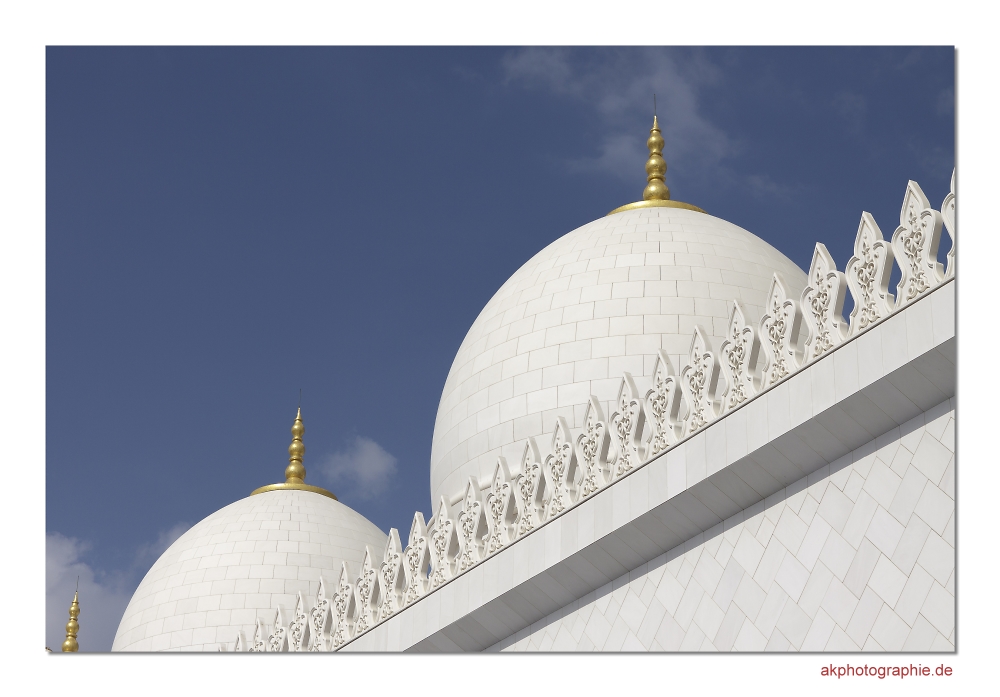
(46, 522, 191, 652)
(501, 47, 733, 184)
(319, 436, 398, 501)
(833, 91, 867, 133)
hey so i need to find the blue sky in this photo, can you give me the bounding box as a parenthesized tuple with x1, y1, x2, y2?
(45, 46, 954, 650)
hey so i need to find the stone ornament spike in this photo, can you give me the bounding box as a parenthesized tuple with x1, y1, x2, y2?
(892, 180, 944, 308)
(250, 617, 267, 652)
(644, 350, 683, 455)
(941, 169, 956, 279)
(484, 457, 516, 555)
(456, 477, 488, 571)
(267, 606, 289, 652)
(308, 576, 332, 651)
(428, 496, 458, 588)
(543, 416, 578, 520)
(233, 631, 246, 652)
(403, 512, 430, 605)
(287, 593, 310, 651)
(576, 397, 611, 499)
(353, 546, 381, 635)
(377, 529, 405, 622)
(759, 273, 804, 389)
(800, 243, 849, 364)
(680, 326, 722, 436)
(61, 591, 80, 652)
(514, 437, 546, 537)
(718, 302, 761, 413)
(331, 561, 358, 648)
(611, 373, 646, 479)
(846, 212, 895, 335)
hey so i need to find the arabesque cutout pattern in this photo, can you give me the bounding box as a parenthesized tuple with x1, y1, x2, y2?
(223, 171, 955, 651)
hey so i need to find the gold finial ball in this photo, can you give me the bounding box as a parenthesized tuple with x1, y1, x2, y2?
(61, 636, 79, 652)
(645, 153, 666, 178)
(643, 180, 670, 201)
(288, 439, 305, 459)
(285, 461, 306, 482)
(291, 420, 304, 439)
(647, 129, 664, 154)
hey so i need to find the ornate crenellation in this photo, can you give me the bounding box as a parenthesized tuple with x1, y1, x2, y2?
(644, 351, 683, 455)
(224, 168, 957, 653)
(484, 458, 517, 554)
(402, 511, 431, 606)
(576, 397, 611, 499)
(680, 327, 721, 435)
(331, 562, 358, 648)
(514, 438, 546, 537)
(428, 497, 458, 589)
(377, 529, 406, 622)
(758, 273, 803, 389)
(456, 478, 488, 572)
(941, 170, 955, 279)
(308, 576, 332, 651)
(287, 593, 310, 651)
(610, 373, 646, 480)
(718, 302, 760, 412)
(543, 417, 578, 520)
(846, 212, 895, 335)
(892, 180, 945, 308)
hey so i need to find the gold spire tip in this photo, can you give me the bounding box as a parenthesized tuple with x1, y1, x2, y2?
(607, 113, 705, 216)
(251, 406, 336, 499)
(61, 590, 79, 652)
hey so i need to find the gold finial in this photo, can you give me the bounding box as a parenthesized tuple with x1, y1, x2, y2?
(61, 590, 80, 652)
(607, 112, 705, 216)
(251, 406, 336, 499)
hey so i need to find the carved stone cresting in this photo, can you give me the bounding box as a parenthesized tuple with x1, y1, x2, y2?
(456, 478, 488, 572)
(402, 512, 430, 605)
(800, 243, 848, 364)
(846, 212, 895, 335)
(353, 546, 381, 635)
(428, 497, 458, 588)
(644, 350, 683, 455)
(287, 593, 310, 652)
(680, 326, 721, 435)
(718, 302, 760, 412)
(250, 618, 266, 652)
(514, 438, 545, 537)
(941, 169, 955, 279)
(308, 576, 331, 651)
(892, 180, 944, 308)
(484, 458, 516, 554)
(377, 529, 405, 621)
(233, 631, 246, 652)
(331, 562, 357, 648)
(758, 273, 803, 388)
(543, 417, 577, 520)
(576, 397, 610, 499)
(267, 606, 288, 652)
(611, 373, 646, 479)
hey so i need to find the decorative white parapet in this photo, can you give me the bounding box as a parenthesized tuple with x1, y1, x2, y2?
(223, 169, 957, 652)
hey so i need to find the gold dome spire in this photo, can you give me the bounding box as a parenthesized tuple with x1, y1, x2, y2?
(251, 407, 337, 499)
(608, 114, 705, 216)
(61, 590, 80, 652)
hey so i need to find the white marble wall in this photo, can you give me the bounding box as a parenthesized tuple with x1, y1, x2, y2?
(490, 399, 954, 652)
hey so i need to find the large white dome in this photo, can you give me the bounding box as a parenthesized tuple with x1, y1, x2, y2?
(430, 206, 807, 507)
(112, 489, 386, 651)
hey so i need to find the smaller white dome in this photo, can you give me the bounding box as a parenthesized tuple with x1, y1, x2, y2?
(112, 489, 386, 651)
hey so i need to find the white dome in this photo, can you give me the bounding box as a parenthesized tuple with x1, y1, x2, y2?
(430, 206, 807, 506)
(112, 489, 386, 651)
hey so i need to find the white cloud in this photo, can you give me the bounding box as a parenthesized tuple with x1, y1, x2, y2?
(46, 522, 191, 652)
(502, 47, 733, 183)
(319, 436, 398, 501)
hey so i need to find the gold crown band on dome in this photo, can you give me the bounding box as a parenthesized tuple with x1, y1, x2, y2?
(607, 114, 705, 216)
(251, 407, 337, 499)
